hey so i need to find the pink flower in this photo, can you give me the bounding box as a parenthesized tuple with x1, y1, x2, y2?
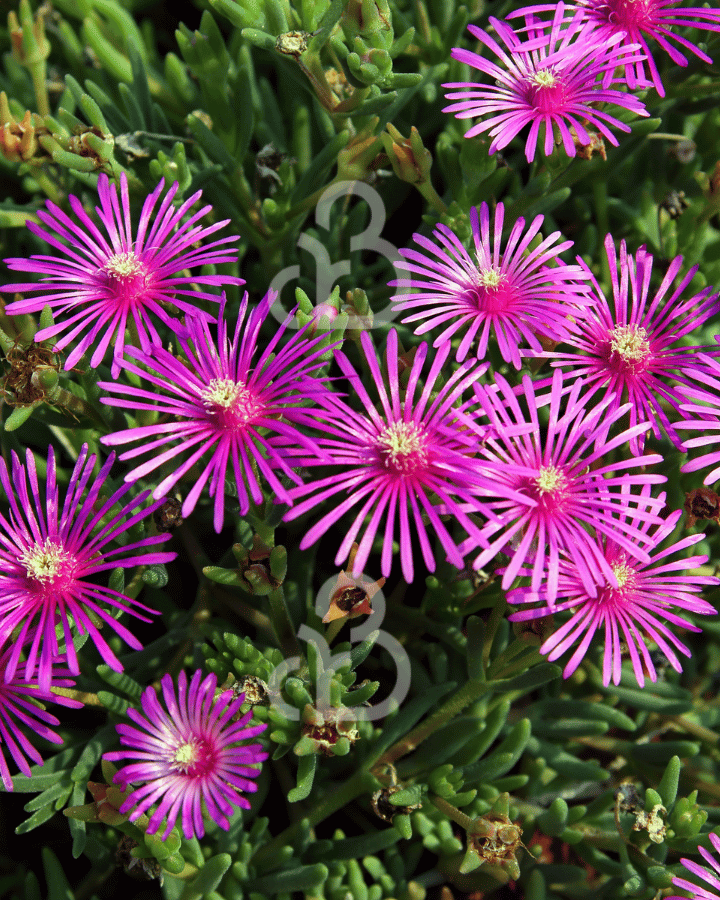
(283, 329, 494, 582)
(669, 832, 720, 900)
(105, 669, 267, 840)
(508, 488, 717, 686)
(463, 369, 667, 604)
(2, 173, 242, 377)
(0, 445, 175, 693)
(100, 292, 335, 532)
(443, 4, 649, 162)
(541, 234, 720, 454)
(390, 202, 591, 368)
(510, 0, 720, 96)
(677, 355, 720, 485)
(0, 646, 82, 791)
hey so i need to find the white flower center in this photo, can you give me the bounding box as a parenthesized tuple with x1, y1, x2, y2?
(477, 266, 504, 289)
(21, 540, 71, 582)
(173, 742, 198, 772)
(532, 69, 557, 88)
(610, 324, 650, 362)
(376, 421, 428, 473)
(201, 378, 251, 409)
(536, 465, 566, 494)
(612, 560, 634, 590)
(200, 378, 260, 429)
(104, 251, 144, 279)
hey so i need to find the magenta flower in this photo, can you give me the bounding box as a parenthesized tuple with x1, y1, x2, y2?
(508, 487, 717, 686)
(443, 5, 649, 162)
(2, 173, 242, 377)
(0, 445, 175, 693)
(105, 669, 267, 840)
(542, 234, 720, 454)
(510, 0, 720, 96)
(463, 369, 667, 604)
(390, 202, 590, 368)
(283, 328, 495, 582)
(0, 646, 83, 791)
(677, 355, 720, 485)
(669, 833, 720, 900)
(100, 292, 335, 532)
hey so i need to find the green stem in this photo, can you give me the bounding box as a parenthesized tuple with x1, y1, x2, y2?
(669, 715, 719, 745)
(267, 586, 301, 658)
(29, 61, 49, 117)
(325, 617, 345, 646)
(377, 677, 491, 767)
(428, 795, 475, 831)
(593, 178, 612, 279)
(416, 180, 447, 215)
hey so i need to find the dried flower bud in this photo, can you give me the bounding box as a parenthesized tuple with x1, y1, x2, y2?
(275, 31, 311, 60)
(660, 190, 689, 220)
(299, 704, 359, 756)
(3, 342, 60, 406)
(671, 138, 696, 163)
(152, 497, 183, 531)
(572, 129, 607, 161)
(229, 675, 270, 710)
(684, 487, 720, 527)
(463, 810, 524, 880)
(116, 835, 164, 885)
(232, 535, 287, 595)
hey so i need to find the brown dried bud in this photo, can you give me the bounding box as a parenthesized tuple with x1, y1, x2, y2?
(116, 835, 164, 885)
(275, 31, 312, 60)
(152, 497, 183, 531)
(3, 342, 59, 406)
(230, 675, 270, 709)
(684, 487, 720, 527)
(512, 611, 554, 645)
(232, 535, 287, 595)
(660, 190, 690, 220)
(671, 138, 696, 164)
(300, 704, 359, 756)
(323, 542, 385, 623)
(464, 811, 524, 880)
(572, 129, 607, 161)
(709, 162, 720, 196)
(615, 782, 667, 844)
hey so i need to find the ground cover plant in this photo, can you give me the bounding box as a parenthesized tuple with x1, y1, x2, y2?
(1, 1, 720, 899)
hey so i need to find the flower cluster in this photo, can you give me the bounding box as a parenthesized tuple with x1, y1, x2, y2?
(2, 0, 720, 848)
(0, 176, 278, 827)
(444, 0, 720, 160)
